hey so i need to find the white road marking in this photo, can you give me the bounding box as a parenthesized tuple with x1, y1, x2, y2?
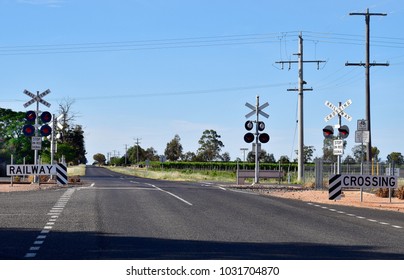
(24, 188, 75, 258)
(145, 183, 193, 206)
(307, 202, 403, 230)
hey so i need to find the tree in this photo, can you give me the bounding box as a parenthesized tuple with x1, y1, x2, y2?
(182, 151, 196, 162)
(322, 138, 335, 163)
(63, 125, 87, 164)
(352, 145, 380, 162)
(295, 145, 315, 163)
(352, 145, 365, 163)
(58, 98, 78, 136)
(145, 147, 159, 161)
(164, 134, 183, 161)
(343, 155, 356, 164)
(278, 155, 290, 164)
(246, 149, 275, 163)
(221, 152, 231, 162)
(93, 153, 106, 165)
(387, 152, 404, 165)
(0, 108, 32, 163)
(371, 146, 381, 162)
(197, 129, 224, 161)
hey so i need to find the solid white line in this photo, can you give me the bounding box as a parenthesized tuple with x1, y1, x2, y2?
(218, 187, 226, 191)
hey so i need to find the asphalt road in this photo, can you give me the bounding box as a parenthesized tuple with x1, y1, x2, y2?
(1, 165, 404, 259)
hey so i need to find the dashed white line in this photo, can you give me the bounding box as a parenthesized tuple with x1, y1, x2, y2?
(307, 202, 403, 230)
(24, 188, 75, 258)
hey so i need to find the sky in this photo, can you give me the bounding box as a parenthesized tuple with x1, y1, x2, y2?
(1, 0, 404, 163)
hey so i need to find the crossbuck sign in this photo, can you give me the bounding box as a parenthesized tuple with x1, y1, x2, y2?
(324, 99, 352, 122)
(23, 89, 51, 108)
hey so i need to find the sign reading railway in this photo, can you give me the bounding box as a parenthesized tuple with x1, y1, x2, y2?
(7, 165, 55, 176)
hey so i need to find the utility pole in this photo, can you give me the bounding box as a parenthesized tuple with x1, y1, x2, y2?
(124, 144, 128, 166)
(345, 8, 388, 169)
(276, 33, 325, 183)
(133, 138, 142, 164)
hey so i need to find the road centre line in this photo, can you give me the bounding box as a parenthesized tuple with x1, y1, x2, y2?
(144, 183, 193, 206)
(307, 202, 403, 231)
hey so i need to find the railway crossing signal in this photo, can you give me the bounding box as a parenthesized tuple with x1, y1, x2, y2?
(323, 99, 352, 174)
(338, 125, 350, 139)
(244, 96, 270, 184)
(322, 125, 334, 139)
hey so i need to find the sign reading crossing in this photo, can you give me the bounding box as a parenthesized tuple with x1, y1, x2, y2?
(330, 174, 397, 189)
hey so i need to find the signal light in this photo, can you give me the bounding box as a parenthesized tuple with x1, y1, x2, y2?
(244, 132, 255, 143)
(40, 111, 52, 123)
(25, 110, 36, 122)
(245, 121, 253, 131)
(338, 125, 349, 139)
(258, 133, 270, 143)
(257, 121, 265, 131)
(22, 124, 35, 137)
(323, 125, 334, 139)
(40, 124, 52, 137)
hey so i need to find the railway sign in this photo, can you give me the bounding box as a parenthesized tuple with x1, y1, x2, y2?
(23, 89, 51, 108)
(245, 101, 269, 119)
(324, 99, 352, 122)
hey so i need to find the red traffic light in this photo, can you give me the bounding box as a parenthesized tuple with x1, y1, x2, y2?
(40, 111, 52, 123)
(40, 124, 52, 137)
(338, 125, 349, 139)
(22, 124, 35, 137)
(244, 132, 255, 143)
(323, 125, 334, 138)
(245, 121, 253, 131)
(258, 133, 270, 143)
(25, 110, 36, 122)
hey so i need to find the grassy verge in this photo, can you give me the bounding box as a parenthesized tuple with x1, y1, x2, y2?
(67, 164, 86, 176)
(105, 166, 236, 183)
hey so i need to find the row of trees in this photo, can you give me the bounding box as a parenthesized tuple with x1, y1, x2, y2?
(0, 99, 87, 165)
(94, 130, 403, 166)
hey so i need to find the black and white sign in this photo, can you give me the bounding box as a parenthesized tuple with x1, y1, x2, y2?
(333, 139, 344, 155)
(355, 130, 370, 143)
(330, 174, 397, 189)
(31, 136, 42, 150)
(7, 165, 55, 176)
(23, 89, 51, 108)
(357, 119, 368, 131)
(324, 99, 352, 122)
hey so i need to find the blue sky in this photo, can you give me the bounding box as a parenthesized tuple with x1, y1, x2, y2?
(1, 0, 404, 163)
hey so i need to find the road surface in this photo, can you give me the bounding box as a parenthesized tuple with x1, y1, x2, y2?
(1, 165, 404, 259)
